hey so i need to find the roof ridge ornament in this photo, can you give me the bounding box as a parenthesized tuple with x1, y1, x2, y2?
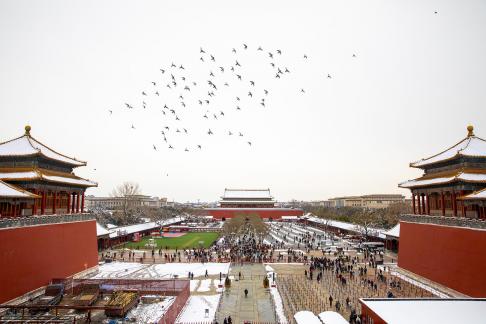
(467, 125, 474, 137)
(24, 125, 31, 136)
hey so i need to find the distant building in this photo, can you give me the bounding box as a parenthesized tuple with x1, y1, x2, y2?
(85, 194, 168, 210)
(326, 194, 405, 209)
(203, 188, 303, 220)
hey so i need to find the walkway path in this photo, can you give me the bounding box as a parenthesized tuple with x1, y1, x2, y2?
(216, 263, 276, 323)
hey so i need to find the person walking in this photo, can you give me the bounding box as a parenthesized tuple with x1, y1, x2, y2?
(244, 288, 248, 298)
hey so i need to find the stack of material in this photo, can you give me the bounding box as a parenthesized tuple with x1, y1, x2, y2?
(105, 291, 139, 317)
(74, 284, 100, 306)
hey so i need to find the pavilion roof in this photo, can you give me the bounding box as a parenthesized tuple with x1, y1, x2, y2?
(0, 167, 97, 187)
(0, 180, 40, 199)
(399, 168, 486, 188)
(410, 126, 486, 168)
(461, 188, 486, 200)
(222, 188, 273, 199)
(219, 200, 276, 204)
(0, 126, 86, 167)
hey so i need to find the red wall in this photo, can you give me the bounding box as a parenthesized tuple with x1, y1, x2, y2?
(398, 221, 486, 297)
(0, 220, 98, 303)
(203, 208, 303, 219)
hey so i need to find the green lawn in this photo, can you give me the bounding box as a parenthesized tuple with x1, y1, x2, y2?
(124, 232, 220, 249)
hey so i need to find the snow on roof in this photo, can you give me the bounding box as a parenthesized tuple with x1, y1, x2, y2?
(318, 311, 349, 324)
(384, 223, 400, 238)
(0, 180, 40, 198)
(108, 216, 185, 238)
(399, 172, 486, 188)
(411, 127, 486, 168)
(360, 298, 486, 324)
(304, 214, 386, 239)
(96, 222, 110, 236)
(294, 311, 322, 324)
(0, 170, 97, 187)
(222, 188, 273, 199)
(281, 216, 299, 220)
(0, 127, 86, 166)
(462, 188, 486, 200)
(219, 200, 276, 204)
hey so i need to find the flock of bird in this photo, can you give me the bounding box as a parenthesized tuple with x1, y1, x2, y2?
(109, 43, 345, 153)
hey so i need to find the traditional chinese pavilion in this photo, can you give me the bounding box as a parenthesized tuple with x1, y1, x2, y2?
(397, 125, 486, 297)
(219, 188, 276, 208)
(0, 126, 97, 217)
(203, 188, 303, 220)
(399, 125, 486, 219)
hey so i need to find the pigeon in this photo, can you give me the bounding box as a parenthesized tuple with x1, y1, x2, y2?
(248, 141, 252, 146)
(210, 55, 215, 62)
(152, 81, 156, 86)
(208, 129, 213, 135)
(243, 43, 248, 49)
(197, 145, 202, 149)
(108, 110, 112, 114)
(277, 49, 282, 55)
(250, 81, 255, 86)
(153, 145, 157, 150)
(200, 47, 206, 53)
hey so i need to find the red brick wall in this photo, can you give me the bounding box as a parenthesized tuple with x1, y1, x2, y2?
(203, 208, 303, 219)
(360, 303, 386, 324)
(398, 221, 486, 297)
(0, 220, 98, 303)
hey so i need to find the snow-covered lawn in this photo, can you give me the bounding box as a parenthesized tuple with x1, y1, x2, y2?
(91, 262, 230, 279)
(126, 296, 175, 323)
(176, 295, 221, 323)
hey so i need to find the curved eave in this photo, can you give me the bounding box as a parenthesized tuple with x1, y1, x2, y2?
(410, 136, 486, 169)
(460, 188, 486, 200)
(0, 134, 87, 167)
(399, 176, 486, 189)
(0, 180, 41, 199)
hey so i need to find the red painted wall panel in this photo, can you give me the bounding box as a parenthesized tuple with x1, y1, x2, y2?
(0, 220, 98, 303)
(398, 221, 486, 297)
(203, 208, 303, 219)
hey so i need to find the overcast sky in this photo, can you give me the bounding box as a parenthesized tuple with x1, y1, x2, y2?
(1, 0, 485, 202)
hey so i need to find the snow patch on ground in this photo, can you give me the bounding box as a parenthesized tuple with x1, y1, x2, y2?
(92, 262, 230, 279)
(126, 296, 174, 323)
(197, 279, 212, 292)
(176, 295, 221, 323)
(190, 280, 199, 292)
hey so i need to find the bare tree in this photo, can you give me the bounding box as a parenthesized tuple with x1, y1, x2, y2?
(110, 182, 141, 224)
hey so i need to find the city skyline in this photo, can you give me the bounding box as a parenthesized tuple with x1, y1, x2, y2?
(1, 0, 485, 202)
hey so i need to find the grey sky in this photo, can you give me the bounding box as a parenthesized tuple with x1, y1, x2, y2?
(1, 0, 485, 202)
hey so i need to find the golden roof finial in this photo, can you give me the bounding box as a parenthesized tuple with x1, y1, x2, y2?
(24, 125, 31, 136)
(467, 124, 474, 137)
